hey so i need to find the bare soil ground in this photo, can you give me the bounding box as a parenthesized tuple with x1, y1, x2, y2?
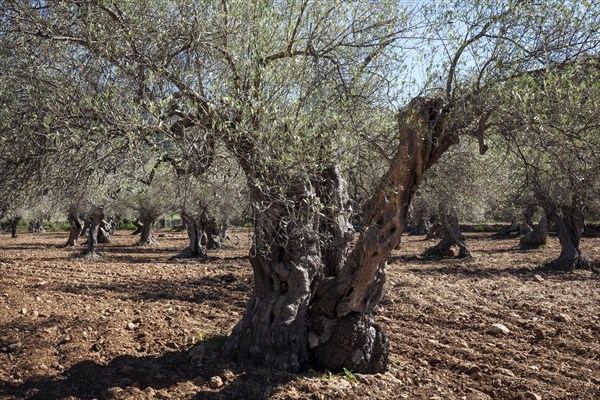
(0, 230, 599, 400)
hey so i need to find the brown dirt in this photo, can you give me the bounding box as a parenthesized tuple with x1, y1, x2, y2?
(0, 230, 599, 400)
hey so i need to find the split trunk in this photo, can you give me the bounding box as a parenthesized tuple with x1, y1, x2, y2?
(177, 213, 209, 259)
(224, 97, 457, 373)
(548, 207, 592, 270)
(422, 212, 471, 258)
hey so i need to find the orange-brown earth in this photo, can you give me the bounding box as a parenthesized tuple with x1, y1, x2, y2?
(0, 229, 599, 400)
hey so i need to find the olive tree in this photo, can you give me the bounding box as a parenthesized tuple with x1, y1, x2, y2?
(4, 0, 598, 373)
(493, 58, 600, 269)
(411, 139, 493, 258)
(172, 144, 248, 258)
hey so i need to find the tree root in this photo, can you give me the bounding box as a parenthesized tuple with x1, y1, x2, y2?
(312, 312, 389, 374)
(170, 247, 208, 261)
(79, 250, 102, 260)
(541, 252, 594, 272)
(137, 238, 159, 246)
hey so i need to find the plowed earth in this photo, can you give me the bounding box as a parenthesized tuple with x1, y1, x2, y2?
(0, 230, 599, 400)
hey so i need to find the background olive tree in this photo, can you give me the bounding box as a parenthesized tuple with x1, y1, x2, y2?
(492, 58, 600, 269)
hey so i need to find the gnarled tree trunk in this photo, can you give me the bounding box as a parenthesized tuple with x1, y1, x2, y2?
(9, 216, 21, 238)
(309, 98, 457, 372)
(202, 217, 221, 250)
(96, 220, 111, 244)
(224, 97, 457, 374)
(548, 206, 592, 270)
(80, 219, 90, 238)
(223, 180, 324, 372)
(131, 218, 143, 235)
(176, 212, 208, 259)
(29, 219, 45, 233)
(422, 211, 471, 258)
(520, 212, 548, 248)
(494, 205, 536, 237)
(314, 165, 355, 277)
(219, 219, 231, 244)
(138, 214, 158, 246)
(406, 203, 432, 236)
(64, 209, 84, 247)
(83, 208, 105, 258)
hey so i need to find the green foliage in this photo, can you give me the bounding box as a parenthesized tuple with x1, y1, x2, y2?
(116, 219, 137, 231)
(343, 367, 357, 382)
(490, 58, 600, 215)
(195, 333, 227, 350)
(13, 219, 28, 232)
(321, 369, 334, 380)
(42, 221, 71, 232)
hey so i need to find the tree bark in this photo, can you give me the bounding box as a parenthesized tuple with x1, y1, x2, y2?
(176, 212, 208, 259)
(223, 180, 324, 372)
(106, 215, 118, 234)
(422, 212, 471, 258)
(520, 212, 548, 248)
(494, 205, 537, 237)
(203, 217, 221, 250)
(407, 204, 432, 236)
(64, 210, 84, 247)
(81, 219, 90, 238)
(97, 220, 111, 244)
(9, 216, 21, 238)
(29, 219, 45, 233)
(425, 222, 443, 240)
(139, 215, 158, 246)
(131, 218, 143, 235)
(314, 165, 355, 277)
(220, 219, 231, 244)
(548, 207, 592, 270)
(225, 97, 457, 373)
(83, 208, 104, 258)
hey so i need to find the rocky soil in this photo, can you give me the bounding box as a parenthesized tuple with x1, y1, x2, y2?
(0, 229, 599, 399)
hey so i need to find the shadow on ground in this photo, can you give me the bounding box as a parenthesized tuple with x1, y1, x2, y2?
(0, 342, 295, 400)
(404, 263, 599, 281)
(50, 273, 251, 305)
